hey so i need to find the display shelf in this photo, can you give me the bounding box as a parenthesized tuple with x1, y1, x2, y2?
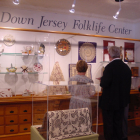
(0, 53, 46, 56)
(0, 72, 48, 74)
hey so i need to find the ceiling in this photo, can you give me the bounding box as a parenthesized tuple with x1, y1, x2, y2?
(0, 0, 140, 22)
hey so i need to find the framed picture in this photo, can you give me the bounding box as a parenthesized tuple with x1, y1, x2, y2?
(78, 41, 96, 63)
(124, 42, 135, 62)
(131, 67, 139, 77)
(69, 64, 92, 79)
(103, 40, 115, 61)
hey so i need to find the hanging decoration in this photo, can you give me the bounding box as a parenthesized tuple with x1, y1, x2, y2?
(78, 41, 96, 63)
(50, 61, 65, 85)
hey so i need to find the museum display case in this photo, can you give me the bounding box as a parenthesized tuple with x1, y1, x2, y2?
(0, 27, 140, 140)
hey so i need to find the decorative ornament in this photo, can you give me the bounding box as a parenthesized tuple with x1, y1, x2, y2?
(21, 65, 28, 73)
(78, 42, 96, 63)
(33, 63, 43, 72)
(50, 61, 65, 85)
(3, 35, 15, 46)
(38, 43, 45, 55)
(56, 39, 71, 56)
(6, 64, 17, 72)
(0, 88, 13, 97)
(22, 45, 34, 54)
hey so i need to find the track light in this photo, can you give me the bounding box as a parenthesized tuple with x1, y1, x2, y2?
(72, 0, 76, 8)
(113, 8, 121, 19)
(69, 0, 76, 13)
(13, 0, 19, 5)
(69, 9, 75, 13)
(113, 0, 122, 19)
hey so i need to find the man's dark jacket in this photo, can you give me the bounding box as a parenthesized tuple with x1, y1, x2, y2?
(99, 59, 131, 110)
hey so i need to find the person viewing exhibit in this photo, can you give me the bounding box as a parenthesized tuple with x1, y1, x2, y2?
(68, 60, 96, 118)
(99, 46, 131, 140)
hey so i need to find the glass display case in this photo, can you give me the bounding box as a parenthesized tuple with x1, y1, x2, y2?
(0, 27, 140, 140)
(31, 83, 99, 140)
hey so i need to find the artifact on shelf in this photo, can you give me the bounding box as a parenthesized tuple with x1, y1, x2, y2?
(38, 43, 45, 55)
(6, 63, 17, 72)
(22, 45, 34, 55)
(33, 62, 43, 72)
(0, 88, 13, 97)
(22, 89, 32, 96)
(50, 61, 65, 85)
(3, 34, 15, 46)
(21, 65, 28, 73)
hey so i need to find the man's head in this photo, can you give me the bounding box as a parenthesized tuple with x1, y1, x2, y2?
(108, 46, 120, 60)
(76, 60, 88, 73)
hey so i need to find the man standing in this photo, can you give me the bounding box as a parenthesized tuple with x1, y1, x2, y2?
(99, 46, 131, 140)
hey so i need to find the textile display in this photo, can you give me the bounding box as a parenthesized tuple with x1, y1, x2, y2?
(69, 64, 92, 79)
(78, 42, 96, 63)
(48, 85, 68, 95)
(50, 61, 65, 85)
(38, 108, 93, 140)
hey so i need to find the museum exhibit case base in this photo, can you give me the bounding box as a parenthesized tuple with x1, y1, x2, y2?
(31, 126, 99, 140)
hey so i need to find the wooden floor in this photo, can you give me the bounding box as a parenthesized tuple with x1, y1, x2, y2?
(99, 126, 140, 140)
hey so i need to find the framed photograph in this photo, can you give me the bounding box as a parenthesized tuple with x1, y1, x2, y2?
(131, 67, 139, 77)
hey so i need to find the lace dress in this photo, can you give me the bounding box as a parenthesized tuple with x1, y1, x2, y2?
(68, 75, 95, 116)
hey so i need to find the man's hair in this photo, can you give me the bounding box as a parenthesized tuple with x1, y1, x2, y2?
(76, 60, 88, 73)
(108, 46, 120, 58)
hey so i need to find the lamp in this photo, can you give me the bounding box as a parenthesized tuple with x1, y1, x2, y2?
(113, 8, 121, 19)
(113, 0, 122, 19)
(69, 0, 76, 13)
(72, 0, 76, 8)
(13, 0, 19, 5)
(69, 9, 75, 13)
